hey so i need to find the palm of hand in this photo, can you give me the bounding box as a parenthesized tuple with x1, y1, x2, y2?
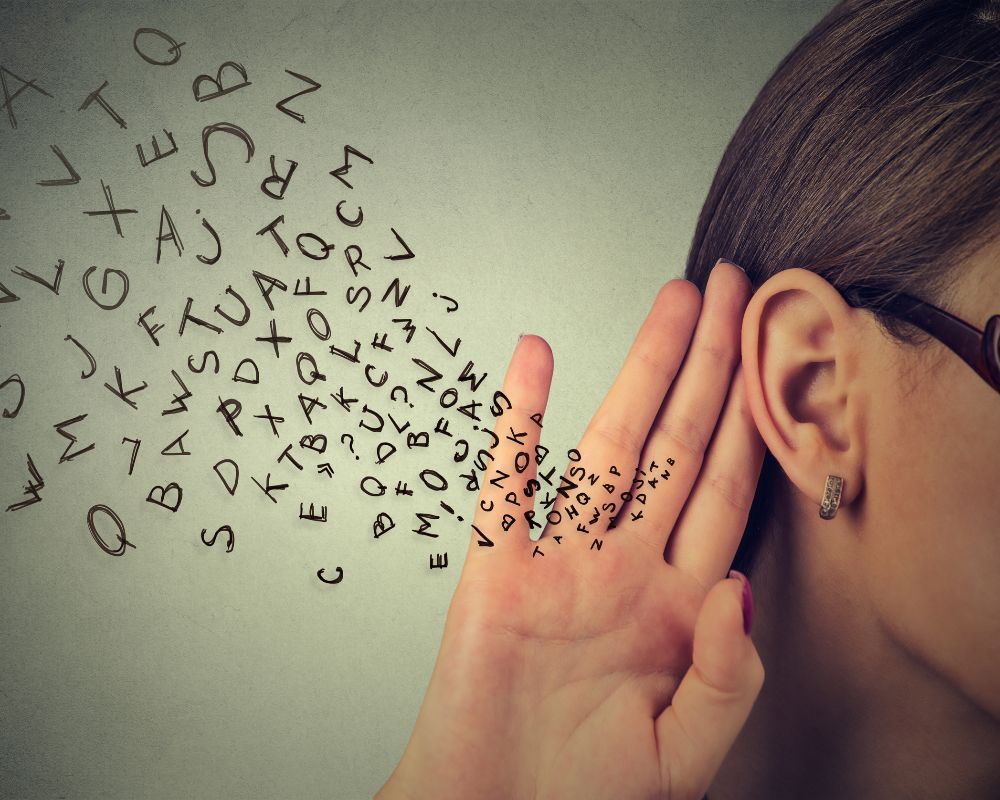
(381, 264, 765, 800)
(433, 549, 707, 800)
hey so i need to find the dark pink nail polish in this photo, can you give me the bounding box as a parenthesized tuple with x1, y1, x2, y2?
(728, 569, 754, 635)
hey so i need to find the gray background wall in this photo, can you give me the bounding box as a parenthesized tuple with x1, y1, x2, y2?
(0, 1, 832, 797)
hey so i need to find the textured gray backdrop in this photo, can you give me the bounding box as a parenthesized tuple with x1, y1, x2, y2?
(0, 1, 832, 797)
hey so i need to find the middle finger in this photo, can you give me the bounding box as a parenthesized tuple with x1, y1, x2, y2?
(536, 274, 703, 545)
(614, 259, 752, 555)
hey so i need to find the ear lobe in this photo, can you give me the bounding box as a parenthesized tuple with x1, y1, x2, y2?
(739, 268, 865, 514)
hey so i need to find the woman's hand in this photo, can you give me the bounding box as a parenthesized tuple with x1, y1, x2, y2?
(376, 259, 766, 800)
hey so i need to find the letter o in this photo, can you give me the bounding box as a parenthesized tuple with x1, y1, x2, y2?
(306, 308, 331, 340)
(419, 468, 448, 491)
(514, 451, 530, 474)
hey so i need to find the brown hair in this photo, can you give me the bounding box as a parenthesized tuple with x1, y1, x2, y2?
(684, 0, 1000, 579)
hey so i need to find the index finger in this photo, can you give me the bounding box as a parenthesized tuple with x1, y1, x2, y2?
(463, 334, 554, 563)
(537, 279, 703, 544)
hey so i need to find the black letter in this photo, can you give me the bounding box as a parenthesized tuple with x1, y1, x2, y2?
(190, 122, 255, 187)
(275, 69, 321, 123)
(133, 27, 185, 65)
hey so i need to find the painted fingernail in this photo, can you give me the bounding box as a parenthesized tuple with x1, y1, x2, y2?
(716, 257, 746, 273)
(518, 332, 526, 340)
(728, 569, 754, 635)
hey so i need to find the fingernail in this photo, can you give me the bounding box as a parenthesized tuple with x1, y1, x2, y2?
(716, 257, 746, 274)
(518, 332, 526, 340)
(728, 569, 754, 635)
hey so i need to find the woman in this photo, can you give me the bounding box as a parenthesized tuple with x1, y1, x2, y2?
(376, 0, 1000, 797)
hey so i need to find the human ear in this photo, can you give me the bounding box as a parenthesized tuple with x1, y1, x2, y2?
(739, 268, 865, 514)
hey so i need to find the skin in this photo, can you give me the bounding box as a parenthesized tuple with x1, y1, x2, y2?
(375, 260, 766, 800)
(708, 235, 1000, 799)
(376, 236, 1000, 799)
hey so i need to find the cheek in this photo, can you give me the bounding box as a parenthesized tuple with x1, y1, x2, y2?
(862, 361, 1000, 712)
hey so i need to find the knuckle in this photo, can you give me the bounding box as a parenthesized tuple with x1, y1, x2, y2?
(591, 421, 643, 455)
(633, 347, 671, 375)
(656, 413, 708, 458)
(691, 659, 744, 704)
(706, 471, 753, 514)
(697, 338, 732, 363)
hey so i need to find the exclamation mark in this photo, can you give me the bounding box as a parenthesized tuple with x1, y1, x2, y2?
(440, 500, 464, 523)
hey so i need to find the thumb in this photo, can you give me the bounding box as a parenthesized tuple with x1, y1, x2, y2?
(654, 570, 765, 799)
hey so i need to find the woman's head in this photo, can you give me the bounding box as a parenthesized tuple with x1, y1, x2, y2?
(684, 0, 1000, 716)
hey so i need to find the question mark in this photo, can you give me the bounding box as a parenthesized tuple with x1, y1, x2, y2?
(390, 384, 413, 408)
(341, 432, 359, 460)
(431, 291, 459, 313)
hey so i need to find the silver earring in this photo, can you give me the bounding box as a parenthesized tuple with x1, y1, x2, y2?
(819, 474, 843, 520)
